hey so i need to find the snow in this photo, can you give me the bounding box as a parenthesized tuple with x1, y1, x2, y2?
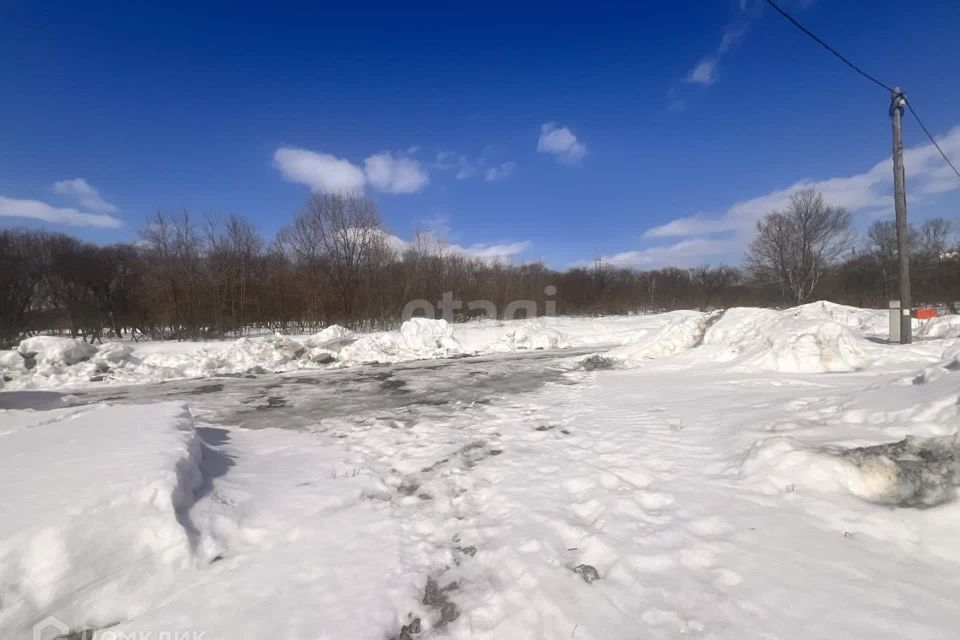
(918, 314, 960, 340)
(4, 304, 960, 638)
(338, 317, 463, 364)
(702, 308, 870, 373)
(2, 303, 919, 390)
(0, 402, 202, 637)
(491, 320, 571, 351)
(607, 312, 708, 363)
(17, 335, 99, 365)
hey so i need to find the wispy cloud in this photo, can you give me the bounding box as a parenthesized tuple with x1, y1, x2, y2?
(53, 178, 118, 212)
(484, 162, 516, 182)
(574, 236, 742, 269)
(434, 151, 481, 180)
(680, 1, 762, 89)
(537, 123, 586, 165)
(581, 125, 960, 268)
(0, 196, 123, 228)
(686, 58, 718, 85)
(455, 240, 531, 261)
(273, 147, 428, 194)
(434, 150, 516, 182)
(386, 229, 531, 264)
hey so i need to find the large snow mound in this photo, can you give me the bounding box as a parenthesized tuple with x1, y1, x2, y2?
(338, 318, 463, 364)
(492, 320, 572, 352)
(604, 304, 875, 373)
(301, 324, 354, 348)
(702, 307, 869, 373)
(17, 336, 98, 368)
(607, 313, 708, 364)
(787, 300, 887, 335)
(0, 402, 203, 636)
(918, 315, 960, 340)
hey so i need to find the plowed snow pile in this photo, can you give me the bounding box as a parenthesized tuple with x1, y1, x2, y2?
(2, 304, 955, 389)
(337, 318, 462, 364)
(0, 402, 203, 636)
(701, 307, 870, 373)
(606, 313, 708, 364)
(603, 304, 879, 373)
(918, 315, 960, 340)
(787, 300, 887, 336)
(0, 320, 460, 388)
(491, 320, 571, 351)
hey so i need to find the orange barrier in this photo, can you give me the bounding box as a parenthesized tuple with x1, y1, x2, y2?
(914, 308, 938, 320)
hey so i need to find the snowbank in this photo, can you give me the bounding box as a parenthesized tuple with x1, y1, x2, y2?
(2, 305, 954, 389)
(787, 300, 887, 336)
(337, 318, 463, 364)
(17, 336, 98, 369)
(491, 320, 572, 352)
(0, 320, 467, 387)
(301, 324, 354, 348)
(606, 314, 707, 364)
(918, 315, 960, 340)
(603, 305, 873, 373)
(702, 308, 868, 373)
(0, 402, 204, 636)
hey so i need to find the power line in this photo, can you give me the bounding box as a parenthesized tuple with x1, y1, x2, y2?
(761, 0, 893, 93)
(762, 0, 960, 183)
(906, 102, 960, 181)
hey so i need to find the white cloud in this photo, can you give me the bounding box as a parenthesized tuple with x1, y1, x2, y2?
(52, 178, 117, 212)
(364, 152, 429, 194)
(273, 147, 366, 194)
(454, 240, 530, 261)
(575, 236, 742, 269)
(0, 196, 123, 228)
(681, 3, 758, 88)
(274, 147, 428, 195)
(686, 58, 717, 85)
(484, 162, 516, 182)
(537, 123, 586, 164)
(384, 229, 530, 264)
(587, 125, 960, 268)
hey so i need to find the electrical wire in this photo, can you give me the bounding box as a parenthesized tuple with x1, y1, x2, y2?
(906, 102, 960, 181)
(762, 0, 893, 93)
(762, 0, 960, 183)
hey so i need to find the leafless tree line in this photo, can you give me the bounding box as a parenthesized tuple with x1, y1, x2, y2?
(1, 190, 957, 348)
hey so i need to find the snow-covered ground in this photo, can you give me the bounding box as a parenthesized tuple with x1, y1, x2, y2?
(10, 301, 952, 391)
(3, 302, 960, 639)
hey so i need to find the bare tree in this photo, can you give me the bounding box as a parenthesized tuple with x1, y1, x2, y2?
(916, 217, 953, 262)
(745, 189, 853, 304)
(206, 214, 263, 336)
(691, 265, 740, 310)
(140, 211, 207, 339)
(0, 230, 44, 347)
(279, 192, 385, 322)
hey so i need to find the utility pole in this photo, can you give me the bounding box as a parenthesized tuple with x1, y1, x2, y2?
(890, 87, 912, 344)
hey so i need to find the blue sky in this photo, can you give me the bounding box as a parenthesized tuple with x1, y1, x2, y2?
(1, 0, 958, 268)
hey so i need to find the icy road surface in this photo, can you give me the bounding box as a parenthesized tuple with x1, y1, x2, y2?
(4, 305, 960, 639)
(52, 347, 604, 430)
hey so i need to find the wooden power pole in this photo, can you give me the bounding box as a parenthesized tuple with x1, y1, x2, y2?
(890, 87, 912, 344)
